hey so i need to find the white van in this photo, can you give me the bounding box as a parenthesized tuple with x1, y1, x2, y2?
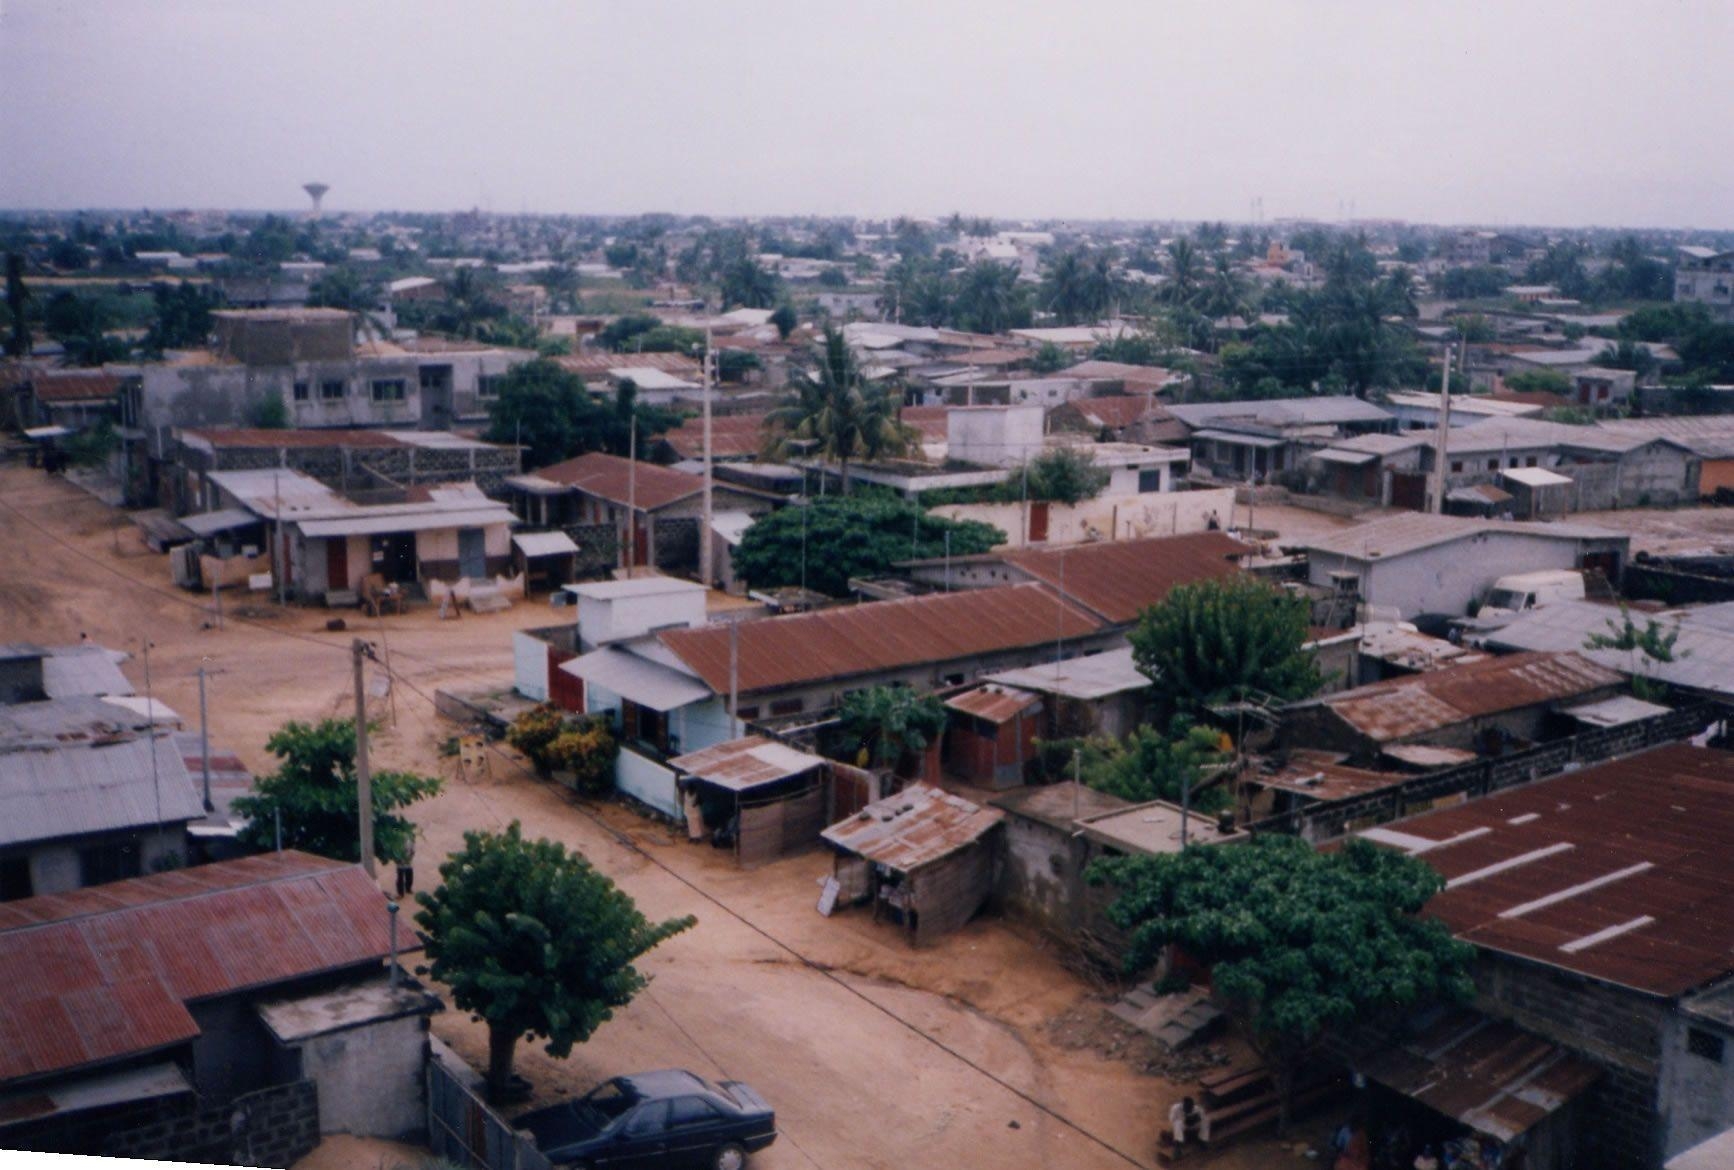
(1478, 569, 1587, 618)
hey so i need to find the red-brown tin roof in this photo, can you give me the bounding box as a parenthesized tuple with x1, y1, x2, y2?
(0, 852, 392, 1085)
(533, 451, 704, 512)
(660, 582, 1103, 695)
(1355, 744, 1734, 997)
(1003, 531, 1250, 625)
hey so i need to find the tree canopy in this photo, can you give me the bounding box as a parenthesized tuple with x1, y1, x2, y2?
(416, 822, 694, 1099)
(483, 358, 681, 469)
(765, 327, 916, 492)
(731, 493, 1003, 597)
(839, 686, 948, 769)
(232, 718, 442, 866)
(1022, 446, 1110, 505)
(1130, 575, 1321, 715)
(1091, 835, 1475, 1129)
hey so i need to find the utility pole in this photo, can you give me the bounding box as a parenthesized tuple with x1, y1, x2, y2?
(1432, 342, 1454, 514)
(626, 416, 637, 575)
(728, 620, 740, 739)
(197, 662, 213, 812)
(352, 639, 375, 877)
(700, 328, 714, 588)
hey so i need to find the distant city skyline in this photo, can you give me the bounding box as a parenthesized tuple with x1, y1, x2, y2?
(2, 1, 1730, 230)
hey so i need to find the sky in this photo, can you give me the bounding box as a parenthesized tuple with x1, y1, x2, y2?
(2, 0, 1731, 228)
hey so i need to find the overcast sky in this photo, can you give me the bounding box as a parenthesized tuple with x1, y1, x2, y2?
(2, 0, 1730, 228)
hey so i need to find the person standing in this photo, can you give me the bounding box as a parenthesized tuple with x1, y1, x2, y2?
(1167, 1096, 1210, 1159)
(395, 833, 417, 898)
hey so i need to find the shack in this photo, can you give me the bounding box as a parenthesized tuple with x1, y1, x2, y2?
(942, 684, 1041, 789)
(510, 530, 580, 595)
(820, 783, 1003, 945)
(669, 735, 829, 868)
(990, 782, 1132, 947)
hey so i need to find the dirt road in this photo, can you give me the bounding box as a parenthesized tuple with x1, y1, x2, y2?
(0, 465, 1315, 1170)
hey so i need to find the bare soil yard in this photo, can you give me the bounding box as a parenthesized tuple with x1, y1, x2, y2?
(2, 464, 1327, 1170)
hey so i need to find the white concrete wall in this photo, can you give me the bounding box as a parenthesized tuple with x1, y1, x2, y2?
(577, 587, 707, 646)
(1308, 532, 1592, 619)
(298, 1013, 429, 1139)
(513, 631, 551, 701)
(948, 405, 1046, 467)
(931, 486, 1236, 548)
(418, 528, 458, 562)
(1661, 1013, 1734, 1161)
(615, 747, 681, 818)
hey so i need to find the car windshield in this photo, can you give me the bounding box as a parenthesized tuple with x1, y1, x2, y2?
(1486, 589, 1529, 611)
(580, 1080, 639, 1129)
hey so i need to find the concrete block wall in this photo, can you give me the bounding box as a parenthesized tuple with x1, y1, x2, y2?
(101, 1079, 320, 1168)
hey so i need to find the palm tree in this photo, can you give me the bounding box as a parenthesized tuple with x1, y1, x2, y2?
(1042, 250, 1091, 325)
(721, 257, 780, 310)
(443, 267, 503, 340)
(1165, 239, 1204, 308)
(308, 268, 390, 343)
(953, 261, 1022, 333)
(1198, 256, 1250, 322)
(766, 327, 915, 493)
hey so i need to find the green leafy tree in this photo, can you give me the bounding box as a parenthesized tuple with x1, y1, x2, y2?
(1088, 718, 1230, 810)
(1022, 446, 1109, 505)
(839, 686, 947, 769)
(4, 253, 31, 357)
(232, 719, 442, 866)
(719, 256, 781, 310)
(769, 303, 798, 339)
(307, 267, 389, 342)
(44, 290, 129, 367)
(416, 823, 694, 1101)
(1130, 576, 1321, 715)
(482, 359, 678, 469)
(732, 494, 1003, 597)
(248, 392, 290, 429)
(1584, 604, 1689, 701)
(766, 327, 916, 493)
(141, 280, 217, 354)
(951, 260, 1030, 333)
(1502, 368, 1573, 397)
(1031, 342, 1072, 374)
(1595, 339, 1658, 379)
(1090, 836, 1475, 1131)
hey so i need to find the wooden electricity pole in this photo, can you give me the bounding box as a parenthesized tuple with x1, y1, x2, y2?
(353, 639, 375, 877)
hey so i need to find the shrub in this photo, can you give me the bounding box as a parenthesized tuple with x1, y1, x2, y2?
(507, 703, 566, 776)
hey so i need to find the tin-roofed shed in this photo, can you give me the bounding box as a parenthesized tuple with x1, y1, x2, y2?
(942, 684, 1041, 789)
(669, 736, 829, 868)
(820, 783, 1003, 944)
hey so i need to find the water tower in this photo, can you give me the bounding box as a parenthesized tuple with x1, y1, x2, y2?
(303, 182, 329, 219)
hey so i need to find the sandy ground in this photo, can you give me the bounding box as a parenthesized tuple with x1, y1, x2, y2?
(1572, 505, 1734, 557)
(0, 464, 1337, 1170)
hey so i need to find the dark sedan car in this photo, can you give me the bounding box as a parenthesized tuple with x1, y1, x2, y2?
(515, 1069, 776, 1170)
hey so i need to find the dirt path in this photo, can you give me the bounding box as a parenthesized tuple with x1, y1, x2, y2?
(0, 464, 1325, 1170)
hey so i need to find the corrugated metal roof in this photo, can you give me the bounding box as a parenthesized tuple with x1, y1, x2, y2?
(821, 783, 1003, 872)
(0, 695, 164, 750)
(1359, 1007, 1601, 1143)
(1169, 397, 1392, 428)
(40, 646, 133, 700)
(1486, 601, 1734, 699)
(1191, 428, 1286, 448)
(985, 646, 1148, 701)
(512, 530, 579, 558)
(1352, 744, 1734, 997)
(561, 646, 712, 711)
(1304, 513, 1624, 561)
(661, 414, 772, 461)
(1563, 695, 1673, 728)
(0, 736, 207, 848)
(945, 684, 1040, 723)
(989, 781, 1130, 832)
(297, 505, 515, 538)
(179, 508, 262, 537)
(669, 735, 825, 792)
(1003, 532, 1250, 625)
(1315, 651, 1620, 744)
(532, 452, 704, 512)
(0, 853, 391, 1084)
(659, 583, 1104, 695)
(1252, 750, 1406, 802)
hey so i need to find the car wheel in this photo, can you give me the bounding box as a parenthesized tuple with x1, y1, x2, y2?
(711, 1142, 747, 1170)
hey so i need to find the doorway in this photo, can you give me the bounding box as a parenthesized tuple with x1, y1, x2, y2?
(458, 527, 486, 579)
(373, 533, 418, 583)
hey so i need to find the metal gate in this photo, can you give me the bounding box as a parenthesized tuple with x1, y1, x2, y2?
(427, 1037, 550, 1170)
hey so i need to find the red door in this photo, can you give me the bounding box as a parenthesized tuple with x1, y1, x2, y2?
(327, 537, 349, 591)
(1028, 501, 1050, 543)
(548, 648, 584, 711)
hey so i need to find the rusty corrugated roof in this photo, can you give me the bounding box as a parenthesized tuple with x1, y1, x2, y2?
(32, 372, 126, 402)
(1320, 651, 1621, 744)
(661, 414, 771, 461)
(659, 582, 1103, 695)
(1360, 1007, 1601, 1143)
(1003, 532, 1250, 625)
(534, 451, 704, 512)
(1355, 744, 1734, 997)
(555, 351, 701, 378)
(668, 735, 825, 792)
(945, 684, 1040, 723)
(821, 783, 1003, 872)
(184, 427, 406, 449)
(0, 852, 391, 1085)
